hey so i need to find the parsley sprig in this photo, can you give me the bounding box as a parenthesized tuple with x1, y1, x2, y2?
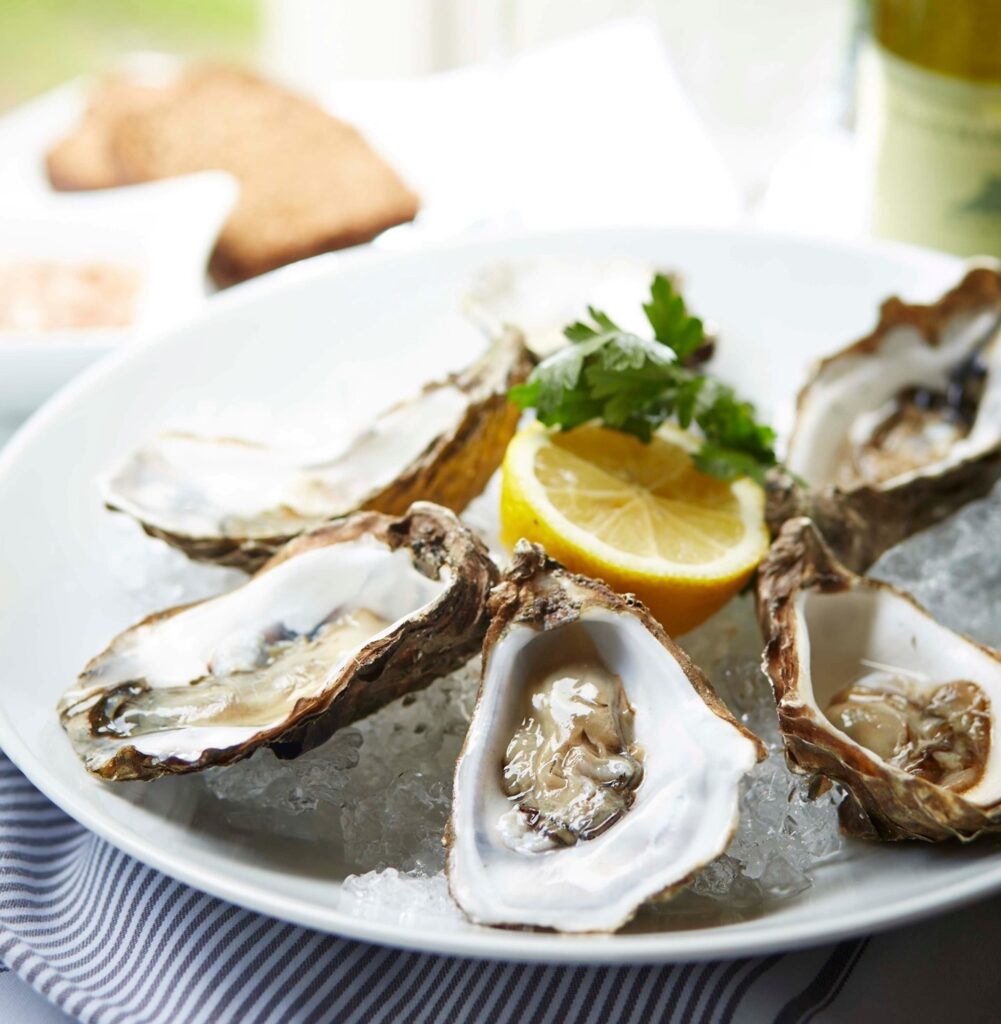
(509, 274, 777, 483)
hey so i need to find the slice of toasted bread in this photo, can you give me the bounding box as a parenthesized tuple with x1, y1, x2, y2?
(46, 74, 172, 191)
(45, 65, 420, 284)
(109, 67, 420, 284)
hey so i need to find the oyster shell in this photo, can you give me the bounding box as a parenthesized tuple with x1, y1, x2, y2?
(102, 329, 533, 571)
(446, 542, 764, 932)
(462, 256, 715, 363)
(766, 266, 1001, 571)
(758, 517, 1001, 841)
(59, 502, 497, 781)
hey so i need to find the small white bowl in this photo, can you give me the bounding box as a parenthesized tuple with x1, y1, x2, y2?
(0, 172, 237, 419)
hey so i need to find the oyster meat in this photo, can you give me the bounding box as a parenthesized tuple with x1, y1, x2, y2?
(59, 503, 497, 780)
(102, 329, 533, 571)
(767, 266, 1001, 570)
(758, 517, 1001, 841)
(447, 543, 764, 932)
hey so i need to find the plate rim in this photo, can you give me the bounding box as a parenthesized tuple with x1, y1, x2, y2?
(3, 224, 994, 964)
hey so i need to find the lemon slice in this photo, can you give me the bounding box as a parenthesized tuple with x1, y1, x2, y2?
(500, 422, 769, 634)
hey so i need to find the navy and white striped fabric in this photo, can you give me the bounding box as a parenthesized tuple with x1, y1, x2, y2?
(0, 752, 874, 1024)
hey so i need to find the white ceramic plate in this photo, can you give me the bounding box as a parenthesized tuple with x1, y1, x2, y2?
(1, 228, 997, 964)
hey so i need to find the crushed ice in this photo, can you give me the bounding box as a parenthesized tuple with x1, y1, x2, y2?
(870, 481, 1001, 650)
(201, 593, 844, 917)
(194, 486, 1001, 925)
(340, 870, 462, 926)
(677, 598, 844, 905)
(105, 513, 244, 614)
(203, 663, 479, 875)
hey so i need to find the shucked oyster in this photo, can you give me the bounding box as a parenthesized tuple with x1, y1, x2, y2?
(447, 543, 764, 932)
(758, 517, 1001, 841)
(59, 503, 496, 780)
(767, 266, 1001, 570)
(103, 329, 533, 571)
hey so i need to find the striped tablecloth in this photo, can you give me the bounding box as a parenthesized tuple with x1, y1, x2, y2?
(2, 749, 1000, 1024)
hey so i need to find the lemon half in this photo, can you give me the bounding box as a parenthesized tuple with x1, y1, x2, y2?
(500, 422, 769, 634)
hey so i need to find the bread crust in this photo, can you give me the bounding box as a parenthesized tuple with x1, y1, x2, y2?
(46, 65, 420, 283)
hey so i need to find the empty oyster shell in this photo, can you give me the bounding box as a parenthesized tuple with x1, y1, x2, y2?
(766, 266, 1001, 570)
(758, 517, 1001, 841)
(446, 542, 764, 932)
(59, 503, 497, 781)
(103, 329, 533, 571)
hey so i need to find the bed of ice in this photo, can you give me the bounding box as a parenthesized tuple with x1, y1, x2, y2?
(869, 485, 1001, 651)
(115, 480, 1001, 929)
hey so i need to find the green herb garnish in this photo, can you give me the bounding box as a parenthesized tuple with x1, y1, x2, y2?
(509, 274, 778, 483)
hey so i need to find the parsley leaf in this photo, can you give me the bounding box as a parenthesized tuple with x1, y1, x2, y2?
(509, 275, 778, 483)
(643, 273, 705, 360)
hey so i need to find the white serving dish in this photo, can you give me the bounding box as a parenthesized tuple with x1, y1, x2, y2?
(0, 173, 237, 419)
(3, 227, 998, 965)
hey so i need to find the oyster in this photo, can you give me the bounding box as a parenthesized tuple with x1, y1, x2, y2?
(446, 543, 764, 932)
(758, 517, 1001, 841)
(767, 266, 1001, 570)
(102, 329, 533, 571)
(59, 503, 496, 781)
(463, 256, 715, 363)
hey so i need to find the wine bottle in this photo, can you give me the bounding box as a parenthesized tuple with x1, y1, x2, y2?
(859, 0, 1001, 255)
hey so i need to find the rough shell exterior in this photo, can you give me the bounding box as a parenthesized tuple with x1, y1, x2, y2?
(766, 267, 1001, 572)
(110, 328, 534, 572)
(764, 455, 1001, 575)
(757, 516, 1001, 841)
(67, 502, 498, 780)
(358, 329, 533, 523)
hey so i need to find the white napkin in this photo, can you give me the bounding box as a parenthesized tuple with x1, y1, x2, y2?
(322, 18, 741, 244)
(757, 129, 867, 238)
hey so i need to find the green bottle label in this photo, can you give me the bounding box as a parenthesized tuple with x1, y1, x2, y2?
(860, 42, 1001, 256)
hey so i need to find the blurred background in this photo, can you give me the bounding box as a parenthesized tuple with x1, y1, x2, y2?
(0, 0, 855, 220)
(0, 0, 994, 395)
(8, 0, 1001, 254)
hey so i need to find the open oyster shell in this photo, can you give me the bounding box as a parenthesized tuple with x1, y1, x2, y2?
(103, 329, 533, 571)
(462, 256, 715, 362)
(766, 266, 1001, 571)
(59, 502, 497, 781)
(758, 517, 1001, 841)
(446, 542, 764, 933)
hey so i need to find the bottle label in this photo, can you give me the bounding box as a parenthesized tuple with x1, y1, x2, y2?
(859, 42, 1001, 256)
